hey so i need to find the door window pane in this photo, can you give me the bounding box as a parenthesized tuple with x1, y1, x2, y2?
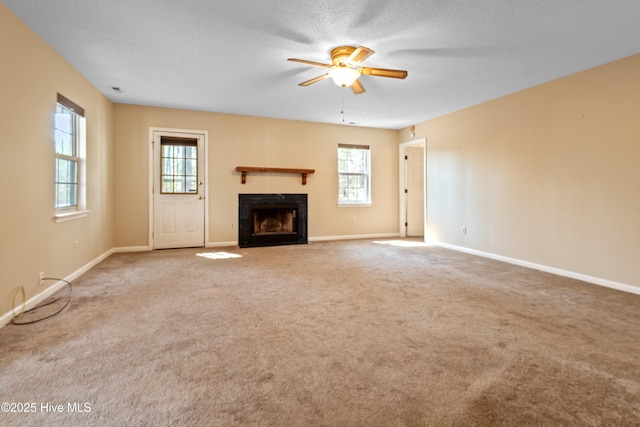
(160, 138, 198, 194)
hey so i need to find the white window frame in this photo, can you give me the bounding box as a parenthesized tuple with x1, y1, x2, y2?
(337, 143, 371, 206)
(54, 94, 88, 222)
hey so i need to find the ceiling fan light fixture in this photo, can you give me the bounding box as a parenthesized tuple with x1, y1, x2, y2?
(328, 66, 360, 87)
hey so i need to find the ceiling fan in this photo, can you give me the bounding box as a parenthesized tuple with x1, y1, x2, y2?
(288, 45, 408, 94)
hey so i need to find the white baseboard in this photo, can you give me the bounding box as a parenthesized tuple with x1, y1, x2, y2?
(117, 243, 240, 250)
(206, 241, 238, 248)
(115, 244, 240, 251)
(112, 246, 150, 253)
(435, 242, 640, 296)
(0, 248, 115, 329)
(204, 234, 402, 247)
(310, 232, 401, 242)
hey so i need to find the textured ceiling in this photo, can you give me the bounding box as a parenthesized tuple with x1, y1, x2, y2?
(3, 0, 640, 129)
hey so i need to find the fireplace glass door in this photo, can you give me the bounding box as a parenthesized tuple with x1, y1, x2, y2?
(252, 208, 297, 236)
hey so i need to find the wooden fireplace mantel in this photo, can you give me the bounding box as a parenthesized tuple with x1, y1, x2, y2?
(235, 166, 315, 185)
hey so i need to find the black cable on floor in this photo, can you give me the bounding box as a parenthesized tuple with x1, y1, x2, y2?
(11, 278, 73, 325)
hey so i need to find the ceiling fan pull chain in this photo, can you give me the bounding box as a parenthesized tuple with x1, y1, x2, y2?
(340, 88, 346, 123)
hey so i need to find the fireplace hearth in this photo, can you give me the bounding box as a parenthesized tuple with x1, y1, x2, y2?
(238, 194, 308, 248)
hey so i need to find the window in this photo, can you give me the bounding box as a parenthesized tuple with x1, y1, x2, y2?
(54, 94, 86, 219)
(160, 137, 198, 194)
(338, 144, 371, 205)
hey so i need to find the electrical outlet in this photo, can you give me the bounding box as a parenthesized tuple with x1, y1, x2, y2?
(461, 226, 467, 235)
(74, 241, 78, 252)
(39, 272, 44, 286)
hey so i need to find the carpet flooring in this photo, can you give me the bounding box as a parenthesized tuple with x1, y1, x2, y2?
(1, 239, 639, 426)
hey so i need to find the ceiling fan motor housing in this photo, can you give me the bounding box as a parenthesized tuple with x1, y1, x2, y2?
(330, 46, 358, 66)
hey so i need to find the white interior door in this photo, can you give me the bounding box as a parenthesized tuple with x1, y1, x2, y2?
(406, 145, 425, 237)
(153, 131, 205, 249)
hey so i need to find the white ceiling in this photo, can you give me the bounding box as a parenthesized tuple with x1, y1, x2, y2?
(4, 0, 640, 129)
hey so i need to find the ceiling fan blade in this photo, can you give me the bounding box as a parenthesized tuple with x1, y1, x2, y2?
(299, 73, 329, 86)
(288, 58, 332, 68)
(351, 79, 366, 95)
(361, 67, 408, 79)
(349, 46, 375, 64)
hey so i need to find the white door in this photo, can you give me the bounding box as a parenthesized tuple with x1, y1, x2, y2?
(153, 131, 205, 249)
(406, 146, 424, 237)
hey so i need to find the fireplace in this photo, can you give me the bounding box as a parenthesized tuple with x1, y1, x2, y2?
(238, 194, 308, 248)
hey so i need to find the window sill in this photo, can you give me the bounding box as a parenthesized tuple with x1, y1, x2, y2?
(55, 210, 90, 223)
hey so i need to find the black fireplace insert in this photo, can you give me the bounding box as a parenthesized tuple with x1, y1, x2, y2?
(238, 194, 308, 248)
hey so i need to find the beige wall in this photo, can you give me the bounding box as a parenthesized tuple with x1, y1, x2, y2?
(1, 4, 114, 316)
(405, 54, 640, 288)
(113, 105, 399, 247)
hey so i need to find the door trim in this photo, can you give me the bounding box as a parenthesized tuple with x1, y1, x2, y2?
(398, 138, 426, 239)
(148, 127, 209, 249)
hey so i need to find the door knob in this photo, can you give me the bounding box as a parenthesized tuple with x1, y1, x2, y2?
(198, 196, 204, 200)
